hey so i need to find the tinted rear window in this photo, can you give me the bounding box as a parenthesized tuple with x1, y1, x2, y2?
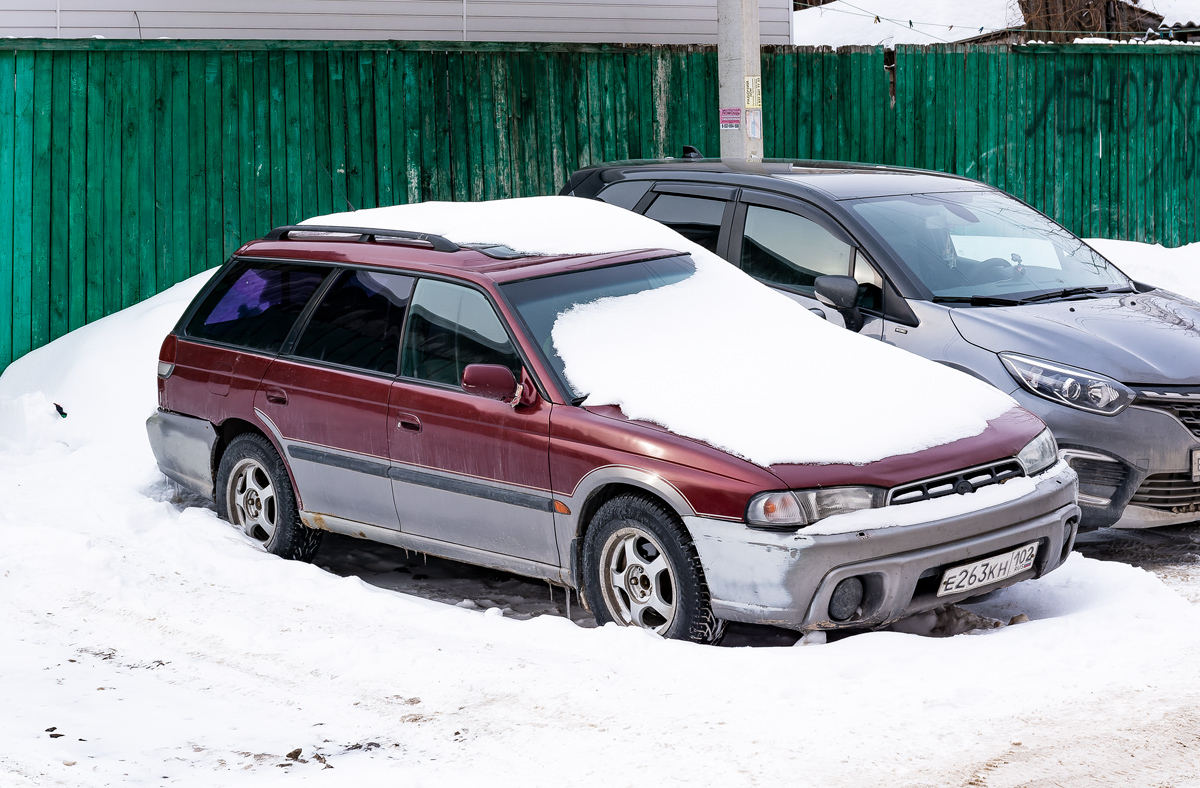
(187, 260, 327, 352)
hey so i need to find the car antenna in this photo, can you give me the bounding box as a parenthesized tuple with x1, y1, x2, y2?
(681, 145, 704, 159)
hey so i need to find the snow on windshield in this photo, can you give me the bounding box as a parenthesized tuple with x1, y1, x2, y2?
(308, 197, 1017, 466)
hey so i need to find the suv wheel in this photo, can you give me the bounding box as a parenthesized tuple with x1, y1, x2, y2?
(215, 433, 322, 562)
(582, 493, 720, 643)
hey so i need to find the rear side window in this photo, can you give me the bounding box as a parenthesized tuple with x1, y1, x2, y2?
(644, 194, 726, 253)
(293, 270, 415, 375)
(401, 279, 521, 387)
(596, 180, 652, 210)
(187, 260, 326, 352)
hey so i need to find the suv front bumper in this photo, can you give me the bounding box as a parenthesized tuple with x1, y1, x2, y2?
(686, 462, 1079, 632)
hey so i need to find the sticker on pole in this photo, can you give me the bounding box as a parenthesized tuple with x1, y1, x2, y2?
(719, 107, 741, 130)
(746, 108, 762, 140)
(744, 76, 762, 109)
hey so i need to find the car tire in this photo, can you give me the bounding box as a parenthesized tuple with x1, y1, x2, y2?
(581, 493, 720, 643)
(215, 433, 322, 562)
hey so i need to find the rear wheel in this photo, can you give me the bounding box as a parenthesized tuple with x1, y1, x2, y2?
(216, 433, 322, 562)
(582, 493, 720, 643)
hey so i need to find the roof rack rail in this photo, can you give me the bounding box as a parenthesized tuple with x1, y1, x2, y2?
(264, 225, 460, 253)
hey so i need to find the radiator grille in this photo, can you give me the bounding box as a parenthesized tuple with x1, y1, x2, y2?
(1129, 472, 1200, 514)
(888, 459, 1025, 506)
(1136, 389, 1200, 439)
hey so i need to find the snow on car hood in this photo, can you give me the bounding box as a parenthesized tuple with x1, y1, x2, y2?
(307, 197, 1018, 466)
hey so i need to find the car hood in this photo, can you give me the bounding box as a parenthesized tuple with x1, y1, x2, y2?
(949, 290, 1200, 384)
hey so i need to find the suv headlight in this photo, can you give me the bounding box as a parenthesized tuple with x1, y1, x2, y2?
(1000, 353, 1134, 416)
(1016, 428, 1058, 476)
(746, 487, 885, 530)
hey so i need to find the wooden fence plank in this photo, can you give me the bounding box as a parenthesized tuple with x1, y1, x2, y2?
(30, 51, 52, 349)
(49, 52, 70, 341)
(0, 50, 14, 366)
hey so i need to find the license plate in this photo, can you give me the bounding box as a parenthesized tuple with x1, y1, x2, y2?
(1192, 449, 1200, 483)
(937, 542, 1039, 598)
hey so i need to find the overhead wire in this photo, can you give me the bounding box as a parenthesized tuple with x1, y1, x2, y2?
(794, 1, 1187, 39)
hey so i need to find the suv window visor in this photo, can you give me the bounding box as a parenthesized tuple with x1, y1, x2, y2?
(847, 192, 1131, 303)
(500, 256, 697, 399)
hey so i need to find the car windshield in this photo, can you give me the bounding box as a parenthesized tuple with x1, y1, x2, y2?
(500, 255, 696, 399)
(848, 190, 1132, 302)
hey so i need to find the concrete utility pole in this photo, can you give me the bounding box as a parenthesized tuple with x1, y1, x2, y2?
(717, 0, 763, 160)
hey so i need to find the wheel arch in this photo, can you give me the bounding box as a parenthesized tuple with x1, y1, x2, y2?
(212, 415, 303, 510)
(567, 468, 697, 588)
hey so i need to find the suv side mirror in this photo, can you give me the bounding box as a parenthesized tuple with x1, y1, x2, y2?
(461, 364, 518, 402)
(814, 275, 864, 333)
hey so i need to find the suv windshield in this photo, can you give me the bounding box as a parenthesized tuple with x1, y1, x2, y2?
(848, 191, 1132, 302)
(500, 255, 696, 398)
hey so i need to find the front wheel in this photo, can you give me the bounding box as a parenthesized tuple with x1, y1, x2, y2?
(215, 433, 322, 562)
(581, 493, 720, 643)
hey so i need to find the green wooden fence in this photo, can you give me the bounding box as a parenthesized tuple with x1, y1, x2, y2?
(1, 39, 1198, 373)
(762, 44, 1200, 251)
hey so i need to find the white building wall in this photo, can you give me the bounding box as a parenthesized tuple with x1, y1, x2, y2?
(0, 0, 792, 45)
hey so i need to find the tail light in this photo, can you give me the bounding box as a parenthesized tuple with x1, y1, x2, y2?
(157, 334, 177, 379)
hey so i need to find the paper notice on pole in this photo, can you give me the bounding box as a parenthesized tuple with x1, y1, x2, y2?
(744, 76, 762, 109)
(746, 108, 762, 140)
(719, 107, 741, 129)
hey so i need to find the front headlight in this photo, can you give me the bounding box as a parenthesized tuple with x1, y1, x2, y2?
(1000, 353, 1134, 416)
(1016, 428, 1058, 476)
(746, 487, 885, 530)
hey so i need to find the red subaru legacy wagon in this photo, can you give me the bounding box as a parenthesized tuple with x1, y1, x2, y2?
(147, 224, 1080, 642)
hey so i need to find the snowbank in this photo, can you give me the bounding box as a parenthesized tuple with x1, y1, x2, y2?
(0, 271, 217, 453)
(3, 234, 1200, 785)
(307, 198, 1016, 466)
(1087, 237, 1200, 303)
(793, 0, 1020, 47)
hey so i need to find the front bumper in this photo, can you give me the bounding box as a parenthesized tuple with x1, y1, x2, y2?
(686, 462, 1079, 632)
(1014, 390, 1200, 529)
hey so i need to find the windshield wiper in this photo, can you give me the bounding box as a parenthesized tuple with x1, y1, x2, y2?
(931, 295, 1026, 306)
(1019, 286, 1112, 303)
(571, 394, 590, 406)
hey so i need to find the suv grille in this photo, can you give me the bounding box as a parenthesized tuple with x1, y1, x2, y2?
(1129, 472, 1200, 514)
(1135, 389, 1200, 439)
(887, 459, 1024, 505)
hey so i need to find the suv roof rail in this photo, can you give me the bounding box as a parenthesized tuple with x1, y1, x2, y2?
(264, 225, 460, 253)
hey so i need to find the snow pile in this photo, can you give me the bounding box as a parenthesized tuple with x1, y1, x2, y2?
(1087, 237, 1200, 303)
(793, 0, 1021, 47)
(4, 237, 1200, 785)
(308, 197, 1016, 466)
(0, 272, 216, 452)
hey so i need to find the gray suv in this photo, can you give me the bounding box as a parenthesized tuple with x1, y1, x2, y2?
(563, 159, 1200, 531)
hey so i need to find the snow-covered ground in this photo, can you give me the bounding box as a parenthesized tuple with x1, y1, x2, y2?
(4, 233, 1200, 786)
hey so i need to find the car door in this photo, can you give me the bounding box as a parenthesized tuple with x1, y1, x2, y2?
(387, 277, 558, 565)
(729, 192, 885, 340)
(254, 268, 415, 530)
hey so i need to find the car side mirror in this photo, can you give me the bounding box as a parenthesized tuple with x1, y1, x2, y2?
(814, 275, 865, 333)
(461, 364, 518, 402)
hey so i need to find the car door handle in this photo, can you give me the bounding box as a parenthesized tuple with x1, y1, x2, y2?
(264, 388, 289, 405)
(396, 413, 422, 432)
